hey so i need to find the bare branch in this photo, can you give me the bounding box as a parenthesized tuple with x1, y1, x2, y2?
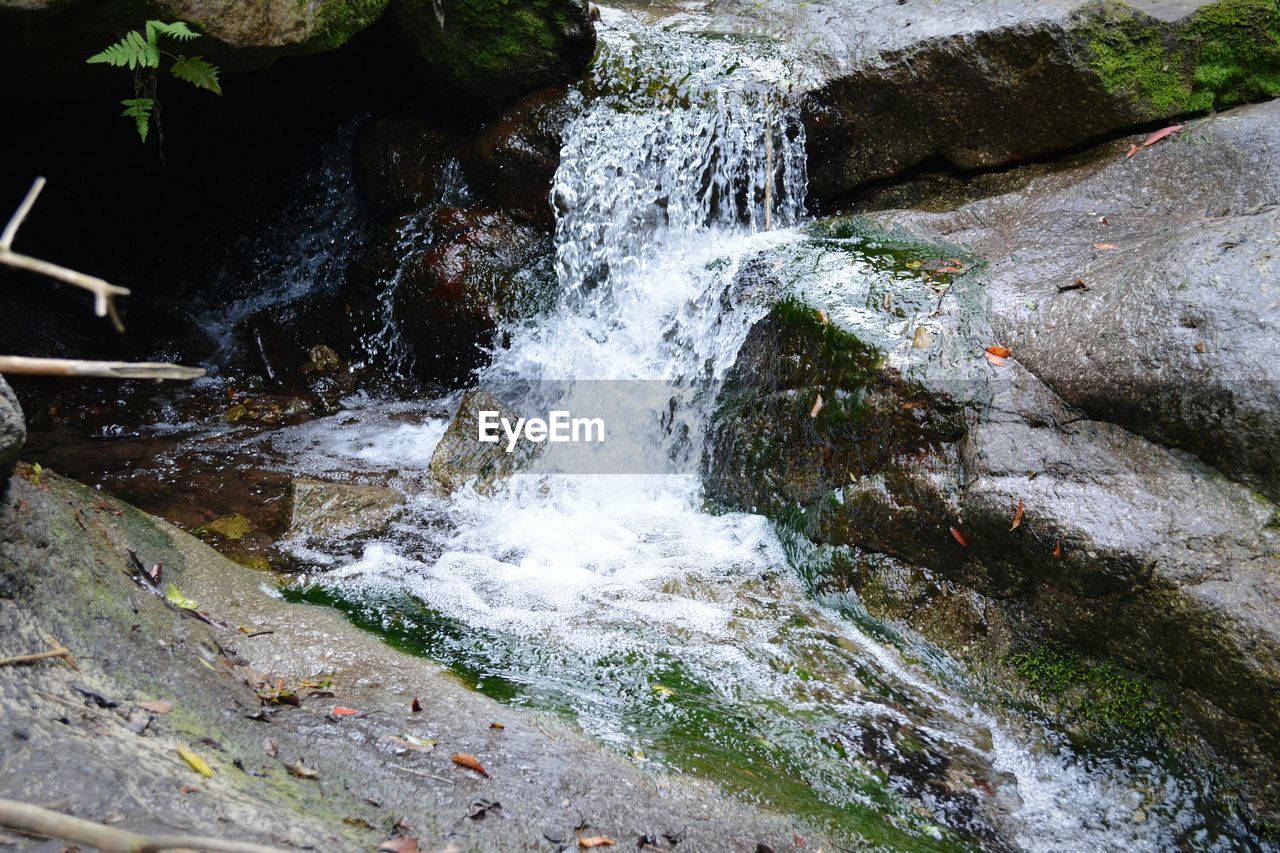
(0, 177, 132, 329)
(0, 797, 288, 853)
(0, 356, 205, 381)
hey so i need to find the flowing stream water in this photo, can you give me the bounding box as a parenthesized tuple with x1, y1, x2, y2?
(62, 7, 1262, 850)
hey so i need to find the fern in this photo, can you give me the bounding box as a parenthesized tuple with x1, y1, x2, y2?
(120, 98, 154, 142)
(86, 21, 222, 143)
(87, 30, 159, 69)
(170, 56, 221, 95)
(145, 20, 199, 42)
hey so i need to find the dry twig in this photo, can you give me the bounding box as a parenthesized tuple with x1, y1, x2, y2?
(0, 798, 287, 853)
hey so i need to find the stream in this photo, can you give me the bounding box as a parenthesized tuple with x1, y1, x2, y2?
(26, 6, 1265, 851)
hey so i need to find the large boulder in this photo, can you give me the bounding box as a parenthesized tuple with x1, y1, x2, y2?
(352, 114, 461, 220)
(389, 0, 596, 116)
(870, 97, 1280, 502)
(703, 0, 1280, 202)
(0, 374, 24, 481)
(429, 389, 542, 493)
(0, 0, 391, 101)
(345, 205, 555, 387)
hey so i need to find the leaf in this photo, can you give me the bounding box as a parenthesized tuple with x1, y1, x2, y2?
(984, 352, 1008, 367)
(165, 583, 198, 610)
(1094, 243, 1117, 250)
(140, 700, 173, 714)
(912, 327, 934, 350)
(985, 345, 1012, 359)
(1143, 124, 1184, 147)
(204, 513, 250, 540)
(451, 753, 489, 777)
(489, 721, 505, 730)
(809, 393, 824, 419)
(331, 706, 360, 717)
(411, 696, 422, 713)
(950, 526, 970, 548)
(146, 20, 200, 42)
(651, 684, 674, 697)
(170, 55, 222, 95)
(1053, 540, 1063, 559)
(382, 735, 436, 754)
(1010, 499, 1025, 531)
(120, 98, 153, 143)
(377, 839, 421, 853)
(177, 744, 213, 777)
(287, 763, 319, 779)
(1125, 143, 1140, 158)
(178, 785, 200, 794)
(87, 30, 158, 69)
(579, 837, 616, 849)
(263, 738, 278, 758)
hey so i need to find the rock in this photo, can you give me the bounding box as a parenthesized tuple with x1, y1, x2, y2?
(868, 98, 1280, 502)
(463, 85, 572, 227)
(430, 389, 541, 494)
(353, 115, 460, 220)
(704, 204, 1280, 823)
(0, 374, 24, 481)
(285, 478, 403, 540)
(389, 0, 596, 116)
(702, 0, 1280, 201)
(345, 206, 555, 387)
(0, 0, 391, 101)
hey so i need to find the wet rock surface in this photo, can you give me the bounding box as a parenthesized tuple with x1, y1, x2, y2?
(390, 0, 596, 116)
(430, 389, 542, 494)
(285, 478, 404, 541)
(704, 0, 1280, 202)
(346, 206, 555, 388)
(352, 115, 461, 220)
(0, 468, 820, 851)
(705, 100, 1280, 824)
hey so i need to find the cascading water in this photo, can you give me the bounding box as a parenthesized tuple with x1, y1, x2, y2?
(241, 7, 1263, 850)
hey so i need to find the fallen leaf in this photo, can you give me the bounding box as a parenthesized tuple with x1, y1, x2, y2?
(204, 513, 251, 541)
(1100, 216, 1111, 226)
(950, 526, 970, 548)
(810, 393, 824, 419)
(579, 837, 616, 849)
(1010, 499, 1025, 532)
(178, 785, 200, 794)
(381, 735, 435, 754)
(177, 745, 213, 778)
(1058, 279, 1090, 294)
(1053, 540, 1063, 559)
(913, 326, 934, 350)
(343, 816, 373, 830)
(651, 684, 675, 697)
(985, 345, 1012, 359)
(1143, 124, 1184, 147)
(331, 707, 360, 717)
(1195, 341, 1207, 354)
(489, 722, 505, 730)
(140, 700, 173, 714)
(1093, 243, 1118, 250)
(263, 738, 278, 758)
(984, 352, 1008, 367)
(287, 763, 319, 780)
(377, 838, 421, 853)
(451, 753, 489, 777)
(411, 696, 422, 713)
(1126, 143, 1140, 158)
(164, 584, 199, 611)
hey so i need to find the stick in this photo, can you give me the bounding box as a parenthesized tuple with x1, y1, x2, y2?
(0, 646, 73, 667)
(0, 178, 132, 330)
(0, 798, 288, 853)
(0, 356, 204, 381)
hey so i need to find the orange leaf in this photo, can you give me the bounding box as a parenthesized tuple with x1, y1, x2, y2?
(985, 345, 1012, 359)
(451, 753, 489, 777)
(1125, 144, 1139, 158)
(950, 526, 969, 548)
(1100, 216, 1111, 226)
(1010, 499, 1025, 531)
(332, 707, 359, 717)
(579, 838, 616, 849)
(1143, 124, 1184, 147)
(411, 696, 421, 713)
(984, 352, 1008, 367)
(1053, 540, 1063, 559)
(377, 839, 421, 853)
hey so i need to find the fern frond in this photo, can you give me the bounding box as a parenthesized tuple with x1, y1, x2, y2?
(170, 55, 222, 95)
(146, 20, 200, 43)
(120, 98, 154, 143)
(87, 29, 158, 69)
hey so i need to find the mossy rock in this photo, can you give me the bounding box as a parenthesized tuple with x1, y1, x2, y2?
(390, 0, 596, 116)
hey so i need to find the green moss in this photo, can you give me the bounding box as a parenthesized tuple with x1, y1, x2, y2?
(1011, 644, 1180, 738)
(1082, 0, 1280, 115)
(306, 0, 390, 52)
